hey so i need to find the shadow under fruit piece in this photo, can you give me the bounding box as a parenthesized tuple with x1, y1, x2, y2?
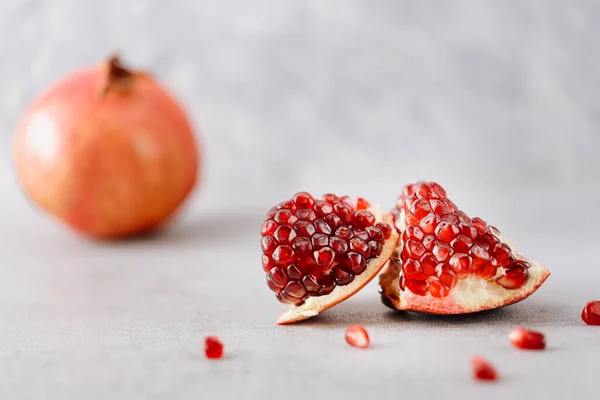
(13, 55, 199, 239)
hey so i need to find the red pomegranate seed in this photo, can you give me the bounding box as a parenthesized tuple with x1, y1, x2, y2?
(345, 325, 370, 349)
(204, 336, 224, 359)
(581, 300, 600, 325)
(496, 264, 528, 289)
(261, 192, 390, 305)
(356, 197, 370, 210)
(508, 327, 546, 350)
(471, 357, 498, 381)
(293, 191, 315, 209)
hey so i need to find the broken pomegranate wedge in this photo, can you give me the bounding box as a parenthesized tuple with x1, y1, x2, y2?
(380, 181, 550, 314)
(261, 192, 399, 324)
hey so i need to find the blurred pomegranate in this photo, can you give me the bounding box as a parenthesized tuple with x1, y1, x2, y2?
(13, 55, 199, 238)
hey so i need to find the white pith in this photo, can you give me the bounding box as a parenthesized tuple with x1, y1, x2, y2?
(277, 205, 400, 324)
(379, 209, 550, 314)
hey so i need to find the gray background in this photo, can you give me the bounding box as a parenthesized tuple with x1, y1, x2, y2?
(0, 1, 598, 399)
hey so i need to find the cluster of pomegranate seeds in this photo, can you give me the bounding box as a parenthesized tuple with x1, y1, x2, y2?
(204, 336, 224, 359)
(261, 192, 392, 306)
(581, 301, 600, 325)
(471, 357, 498, 381)
(345, 325, 370, 349)
(394, 181, 530, 297)
(508, 327, 546, 350)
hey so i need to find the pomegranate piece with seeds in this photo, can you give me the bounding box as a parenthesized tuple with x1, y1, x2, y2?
(204, 336, 224, 359)
(581, 301, 600, 325)
(472, 356, 498, 381)
(261, 192, 399, 324)
(345, 325, 370, 349)
(380, 181, 550, 314)
(509, 327, 546, 350)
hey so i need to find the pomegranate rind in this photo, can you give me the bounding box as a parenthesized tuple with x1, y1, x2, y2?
(277, 207, 399, 325)
(379, 210, 550, 314)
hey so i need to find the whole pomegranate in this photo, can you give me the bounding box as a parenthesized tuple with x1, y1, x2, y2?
(13, 56, 199, 238)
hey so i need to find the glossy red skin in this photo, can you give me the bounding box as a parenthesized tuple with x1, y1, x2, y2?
(13, 62, 199, 238)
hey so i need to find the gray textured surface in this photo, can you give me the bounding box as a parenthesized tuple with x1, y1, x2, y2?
(1, 1, 599, 399)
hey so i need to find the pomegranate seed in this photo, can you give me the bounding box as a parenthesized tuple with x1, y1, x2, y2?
(324, 213, 342, 230)
(323, 193, 339, 204)
(293, 192, 315, 209)
(356, 197, 370, 210)
(449, 253, 472, 278)
(581, 300, 600, 325)
(496, 264, 528, 289)
(377, 222, 392, 239)
(410, 198, 432, 219)
(284, 281, 308, 298)
(345, 325, 370, 349)
(471, 217, 487, 234)
(261, 236, 278, 255)
(262, 254, 275, 272)
(349, 237, 371, 258)
(435, 221, 460, 242)
(315, 200, 333, 216)
(272, 245, 296, 265)
(405, 279, 428, 295)
(420, 212, 440, 234)
(354, 210, 375, 227)
(296, 208, 317, 222)
(404, 225, 424, 240)
(403, 259, 426, 280)
(451, 234, 473, 253)
(261, 220, 277, 236)
(346, 252, 366, 274)
(430, 199, 450, 215)
(368, 240, 383, 257)
(472, 356, 498, 381)
(334, 203, 353, 223)
(314, 219, 332, 235)
(333, 267, 354, 285)
(286, 264, 303, 280)
(294, 220, 316, 237)
(419, 254, 437, 276)
(405, 239, 426, 259)
(365, 226, 383, 241)
(311, 233, 329, 249)
(422, 235, 437, 251)
(267, 267, 288, 288)
(292, 236, 312, 253)
(204, 336, 224, 359)
(436, 263, 457, 288)
(508, 327, 546, 350)
(492, 243, 511, 264)
(330, 236, 349, 253)
(274, 225, 296, 244)
(429, 280, 449, 298)
(314, 247, 335, 268)
(333, 226, 352, 240)
(432, 242, 452, 262)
